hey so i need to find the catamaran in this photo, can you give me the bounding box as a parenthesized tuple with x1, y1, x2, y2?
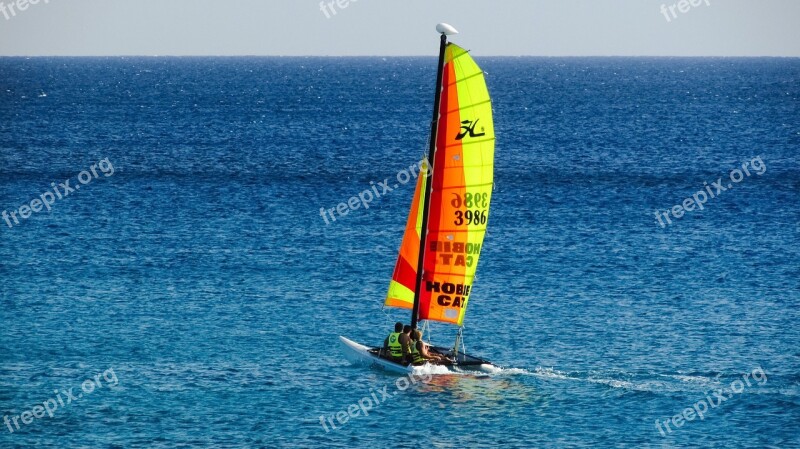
(340, 23, 497, 374)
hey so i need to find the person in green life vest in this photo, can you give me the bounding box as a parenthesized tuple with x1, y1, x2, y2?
(383, 322, 404, 361)
(409, 329, 446, 365)
(399, 325, 413, 364)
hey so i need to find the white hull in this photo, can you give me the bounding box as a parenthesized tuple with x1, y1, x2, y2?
(339, 336, 415, 374)
(339, 336, 498, 374)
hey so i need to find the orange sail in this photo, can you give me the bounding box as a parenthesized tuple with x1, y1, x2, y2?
(385, 43, 494, 326)
(385, 165, 426, 310)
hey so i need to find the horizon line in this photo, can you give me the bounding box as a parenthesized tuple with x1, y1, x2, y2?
(1, 54, 798, 58)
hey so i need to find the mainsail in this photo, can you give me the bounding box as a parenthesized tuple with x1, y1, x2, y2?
(385, 42, 495, 326)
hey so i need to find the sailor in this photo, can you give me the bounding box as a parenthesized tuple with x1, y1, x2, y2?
(383, 322, 404, 360)
(410, 330, 446, 365)
(399, 325, 413, 363)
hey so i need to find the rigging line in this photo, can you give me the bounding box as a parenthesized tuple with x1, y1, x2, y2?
(458, 325, 466, 355)
(380, 304, 395, 325)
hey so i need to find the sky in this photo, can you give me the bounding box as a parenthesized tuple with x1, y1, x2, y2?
(0, 0, 798, 56)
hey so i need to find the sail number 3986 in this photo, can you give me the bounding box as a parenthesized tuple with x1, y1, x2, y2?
(451, 193, 488, 226)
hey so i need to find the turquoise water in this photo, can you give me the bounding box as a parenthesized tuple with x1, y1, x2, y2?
(1, 57, 798, 448)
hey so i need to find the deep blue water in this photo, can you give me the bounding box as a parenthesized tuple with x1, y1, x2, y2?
(1, 57, 798, 448)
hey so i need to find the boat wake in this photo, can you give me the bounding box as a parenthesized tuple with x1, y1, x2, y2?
(424, 365, 531, 377)
(350, 359, 780, 398)
(411, 364, 457, 376)
(487, 366, 779, 395)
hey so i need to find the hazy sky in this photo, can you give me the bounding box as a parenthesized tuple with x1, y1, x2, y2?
(0, 0, 798, 56)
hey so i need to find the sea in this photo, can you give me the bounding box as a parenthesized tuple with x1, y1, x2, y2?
(0, 56, 798, 448)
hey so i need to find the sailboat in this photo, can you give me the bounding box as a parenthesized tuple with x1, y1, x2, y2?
(340, 23, 497, 373)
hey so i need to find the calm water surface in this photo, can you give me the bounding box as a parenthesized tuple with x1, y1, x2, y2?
(1, 57, 798, 448)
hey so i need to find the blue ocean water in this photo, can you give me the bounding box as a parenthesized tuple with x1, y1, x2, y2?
(0, 56, 798, 448)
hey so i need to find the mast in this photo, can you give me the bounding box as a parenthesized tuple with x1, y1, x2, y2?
(411, 25, 455, 329)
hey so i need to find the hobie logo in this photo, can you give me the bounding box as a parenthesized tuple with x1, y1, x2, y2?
(455, 119, 485, 140)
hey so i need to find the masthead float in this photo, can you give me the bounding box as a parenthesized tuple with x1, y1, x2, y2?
(340, 23, 498, 373)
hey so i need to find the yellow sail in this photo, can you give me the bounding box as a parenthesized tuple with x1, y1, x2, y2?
(385, 43, 494, 326)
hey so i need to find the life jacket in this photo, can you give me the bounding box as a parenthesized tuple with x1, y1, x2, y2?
(387, 332, 403, 358)
(410, 340, 425, 364)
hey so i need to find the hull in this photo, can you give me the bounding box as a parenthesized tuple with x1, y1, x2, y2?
(339, 336, 498, 374)
(339, 336, 415, 374)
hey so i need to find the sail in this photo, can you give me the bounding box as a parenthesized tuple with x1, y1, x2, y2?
(385, 43, 494, 326)
(385, 165, 427, 310)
